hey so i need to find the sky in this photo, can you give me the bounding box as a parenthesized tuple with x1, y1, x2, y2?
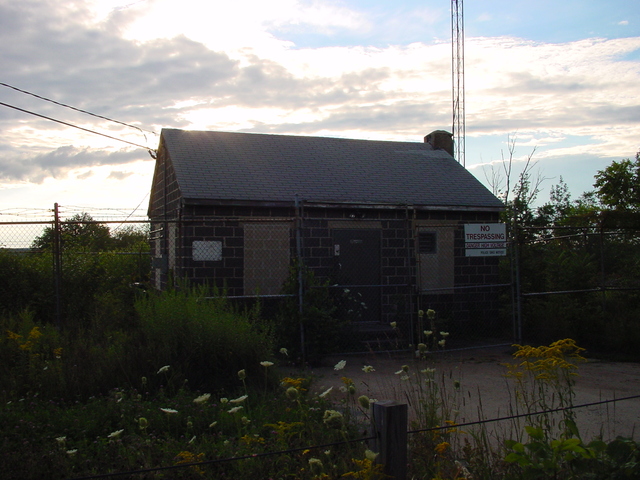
(0, 0, 639, 222)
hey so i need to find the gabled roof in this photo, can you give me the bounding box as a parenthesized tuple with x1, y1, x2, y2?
(158, 128, 503, 210)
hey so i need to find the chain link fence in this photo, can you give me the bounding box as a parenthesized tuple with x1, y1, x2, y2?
(1, 207, 516, 356)
(148, 215, 515, 356)
(516, 226, 640, 356)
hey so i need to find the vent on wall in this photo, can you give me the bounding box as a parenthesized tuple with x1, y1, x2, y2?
(418, 231, 437, 254)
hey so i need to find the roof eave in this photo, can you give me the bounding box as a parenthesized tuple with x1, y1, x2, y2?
(181, 197, 504, 212)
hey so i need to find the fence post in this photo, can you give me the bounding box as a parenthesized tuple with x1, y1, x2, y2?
(294, 194, 306, 364)
(372, 401, 407, 480)
(53, 203, 63, 330)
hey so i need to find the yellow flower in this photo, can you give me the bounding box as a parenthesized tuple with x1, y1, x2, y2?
(435, 441, 450, 454)
(6, 330, 22, 341)
(174, 451, 205, 474)
(281, 377, 306, 390)
(28, 327, 43, 339)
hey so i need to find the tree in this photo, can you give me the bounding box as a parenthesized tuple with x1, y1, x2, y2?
(483, 136, 547, 242)
(594, 153, 640, 212)
(32, 213, 111, 251)
(111, 225, 150, 250)
(535, 178, 601, 228)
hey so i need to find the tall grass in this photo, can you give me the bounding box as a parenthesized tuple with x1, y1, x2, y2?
(0, 285, 276, 399)
(134, 285, 275, 392)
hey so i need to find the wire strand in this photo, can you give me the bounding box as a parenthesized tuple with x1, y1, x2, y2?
(0, 82, 157, 136)
(0, 101, 156, 153)
(66, 394, 640, 480)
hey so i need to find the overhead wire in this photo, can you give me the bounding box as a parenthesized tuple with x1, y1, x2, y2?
(0, 101, 157, 157)
(0, 84, 157, 225)
(0, 82, 157, 136)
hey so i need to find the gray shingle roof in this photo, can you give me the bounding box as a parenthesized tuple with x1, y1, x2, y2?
(160, 128, 503, 209)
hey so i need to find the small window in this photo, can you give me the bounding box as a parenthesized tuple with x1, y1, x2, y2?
(418, 231, 437, 254)
(193, 240, 222, 261)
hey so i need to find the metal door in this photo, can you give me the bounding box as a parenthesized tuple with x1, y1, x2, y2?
(332, 229, 381, 322)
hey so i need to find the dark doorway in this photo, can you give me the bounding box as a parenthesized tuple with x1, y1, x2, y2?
(332, 229, 381, 323)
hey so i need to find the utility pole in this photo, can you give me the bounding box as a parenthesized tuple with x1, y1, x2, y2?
(451, 0, 465, 167)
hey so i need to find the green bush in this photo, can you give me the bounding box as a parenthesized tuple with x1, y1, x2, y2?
(1, 284, 276, 400)
(273, 265, 354, 364)
(135, 285, 275, 392)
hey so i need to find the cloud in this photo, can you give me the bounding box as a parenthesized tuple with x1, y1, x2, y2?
(0, 0, 638, 192)
(107, 170, 135, 180)
(0, 146, 143, 183)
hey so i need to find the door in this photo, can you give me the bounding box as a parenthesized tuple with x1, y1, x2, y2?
(332, 229, 381, 323)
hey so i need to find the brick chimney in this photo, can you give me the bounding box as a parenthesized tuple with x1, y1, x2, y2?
(424, 130, 453, 157)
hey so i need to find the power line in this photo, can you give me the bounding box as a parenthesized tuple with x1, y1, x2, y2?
(0, 101, 156, 156)
(0, 82, 157, 136)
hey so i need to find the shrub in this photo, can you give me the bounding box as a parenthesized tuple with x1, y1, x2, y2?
(135, 285, 275, 392)
(273, 264, 354, 364)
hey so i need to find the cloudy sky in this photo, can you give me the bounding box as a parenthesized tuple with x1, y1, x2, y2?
(1, 0, 639, 218)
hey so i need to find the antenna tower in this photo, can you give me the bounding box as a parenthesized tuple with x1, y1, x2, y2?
(451, 0, 465, 166)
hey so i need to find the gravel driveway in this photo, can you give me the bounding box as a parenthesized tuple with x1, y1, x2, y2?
(284, 346, 640, 442)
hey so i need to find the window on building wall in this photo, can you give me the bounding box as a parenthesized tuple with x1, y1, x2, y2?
(243, 223, 291, 295)
(418, 231, 437, 254)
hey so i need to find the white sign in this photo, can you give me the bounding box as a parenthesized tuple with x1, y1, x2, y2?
(464, 224, 507, 257)
(193, 240, 223, 261)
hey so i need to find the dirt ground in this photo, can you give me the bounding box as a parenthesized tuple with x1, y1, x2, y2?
(282, 346, 640, 442)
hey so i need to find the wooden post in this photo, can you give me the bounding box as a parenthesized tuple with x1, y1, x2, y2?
(372, 401, 408, 480)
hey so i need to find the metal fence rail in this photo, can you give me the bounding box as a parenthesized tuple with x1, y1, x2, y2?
(1, 205, 520, 355)
(9, 209, 640, 357)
